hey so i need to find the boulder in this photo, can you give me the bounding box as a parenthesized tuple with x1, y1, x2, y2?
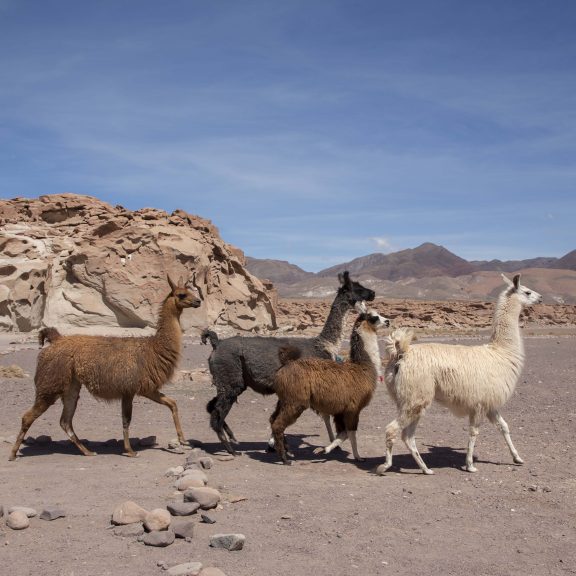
(0, 194, 277, 333)
(111, 501, 148, 525)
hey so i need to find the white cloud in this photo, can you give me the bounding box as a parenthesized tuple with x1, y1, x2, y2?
(370, 237, 393, 252)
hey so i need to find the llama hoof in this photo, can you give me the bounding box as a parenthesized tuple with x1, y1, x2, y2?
(422, 468, 435, 475)
(282, 460, 293, 466)
(513, 456, 524, 465)
(465, 465, 477, 473)
(312, 447, 326, 456)
(375, 464, 391, 476)
(355, 457, 366, 462)
(123, 451, 139, 458)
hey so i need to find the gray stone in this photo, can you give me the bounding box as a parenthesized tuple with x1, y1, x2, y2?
(199, 457, 214, 470)
(185, 449, 204, 465)
(177, 471, 207, 491)
(6, 511, 29, 530)
(139, 528, 175, 547)
(39, 506, 66, 521)
(113, 523, 145, 537)
(165, 465, 185, 477)
(167, 501, 200, 517)
(8, 506, 37, 518)
(209, 533, 245, 551)
(183, 487, 221, 510)
(167, 562, 203, 576)
(172, 519, 195, 540)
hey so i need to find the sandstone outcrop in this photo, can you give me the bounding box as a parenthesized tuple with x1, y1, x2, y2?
(0, 194, 276, 333)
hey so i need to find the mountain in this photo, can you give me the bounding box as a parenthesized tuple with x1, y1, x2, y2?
(245, 257, 314, 285)
(470, 257, 559, 272)
(318, 243, 476, 280)
(557, 249, 576, 270)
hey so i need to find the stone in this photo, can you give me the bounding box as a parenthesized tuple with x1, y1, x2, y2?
(144, 508, 171, 532)
(176, 471, 208, 491)
(111, 501, 148, 525)
(0, 194, 276, 333)
(199, 457, 214, 470)
(167, 502, 201, 517)
(183, 488, 221, 510)
(39, 507, 66, 521)
(139, 528, 175, 547)
(185, 448, 204, 464)
(172, 520, 195, 540)
(200, 514, 216, 524)
(8, 506, 37, 518)
(166, 562, 203, 576)
(165, 465, 185, 477)
(6, 511, 29, 530)
(113, 523, 145, 538)
(209, 533, 245, 551)
(199, 569, 227, 576)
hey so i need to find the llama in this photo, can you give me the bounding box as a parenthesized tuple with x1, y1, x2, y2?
(270, 308, 389, 464)
(203, 271, 375, 454)
(9, 276, 201, 460)
(377, 274, 542, 475)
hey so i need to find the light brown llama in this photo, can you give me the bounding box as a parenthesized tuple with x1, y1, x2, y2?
(270, 309, 389, 465)
(9, 276, 201, 460)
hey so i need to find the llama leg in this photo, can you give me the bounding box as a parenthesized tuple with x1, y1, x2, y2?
(267, 400, 282, 451)
(141, 390, 188, 446)
(9, 394, 58, 461)
(402, 418, 433, 475)
(270, 404, 306, 465)
(121, 394, 138, 457)
(488, 410, 524, 465)
(376, 418, 401, 475)
(315, 431, 349, 455)
(60, 384, 96, 457)
(465, 413, 481, 472)
(207, 386, 243, 454)
(323, 414, 335, 442)
(346, 413, 363, 461)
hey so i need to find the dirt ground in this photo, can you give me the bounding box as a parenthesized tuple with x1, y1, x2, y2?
(1, 328, 575, 576)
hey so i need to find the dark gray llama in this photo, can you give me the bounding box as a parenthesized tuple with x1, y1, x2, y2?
(202, 271, 375, 454)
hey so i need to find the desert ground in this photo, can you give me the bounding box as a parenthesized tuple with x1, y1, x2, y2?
(1, 316, 575, 576)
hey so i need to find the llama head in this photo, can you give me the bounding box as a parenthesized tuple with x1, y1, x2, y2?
(167, 275, 202, 310)
(501, 274, 543, 307)
(337, 271, 375, 306)
(356, 308, 391, 330)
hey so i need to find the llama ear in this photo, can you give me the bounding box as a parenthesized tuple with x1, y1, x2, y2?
(177, 275, 185, 287)
(501, 274, 513, 287)
(338, 271, 351, 286)
(167, 274, 177, 292)
(512, 274, 521, 289)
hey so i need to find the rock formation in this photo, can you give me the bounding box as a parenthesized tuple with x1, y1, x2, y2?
(0, 194, 277, 333)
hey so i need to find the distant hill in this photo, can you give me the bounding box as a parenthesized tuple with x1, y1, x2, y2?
(247, 243, 576, 304)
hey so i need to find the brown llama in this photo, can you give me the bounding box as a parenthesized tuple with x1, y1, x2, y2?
(9, 276, 201, 460)
(270, 308, 389, 465)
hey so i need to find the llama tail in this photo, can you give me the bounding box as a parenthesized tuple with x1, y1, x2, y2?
(278, 345, 302, 366)
(384, 328, 414, 362)
(38, 327, 62, 348)
(201, 328, 219, 350)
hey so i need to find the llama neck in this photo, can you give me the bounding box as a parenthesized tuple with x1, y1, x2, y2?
(151, 298, 182, 370)
(490, 293, 524, 360)
(316, 296, 350, 351)
(350, 325, 380, 377)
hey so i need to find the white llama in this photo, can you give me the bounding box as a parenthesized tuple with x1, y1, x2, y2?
(378, 274, 542, 475)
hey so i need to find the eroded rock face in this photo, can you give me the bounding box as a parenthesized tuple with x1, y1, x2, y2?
(0, 194, 276, 333)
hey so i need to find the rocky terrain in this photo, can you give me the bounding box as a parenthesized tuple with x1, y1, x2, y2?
(0, 194, 276, 333)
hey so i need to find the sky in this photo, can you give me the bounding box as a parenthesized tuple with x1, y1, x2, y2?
(1, 0, 575, 272)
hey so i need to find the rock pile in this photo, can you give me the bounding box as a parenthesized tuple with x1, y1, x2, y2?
(0, 194, 276, 333)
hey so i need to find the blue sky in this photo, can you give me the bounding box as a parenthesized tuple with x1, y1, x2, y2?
(1, 0, 574, 271)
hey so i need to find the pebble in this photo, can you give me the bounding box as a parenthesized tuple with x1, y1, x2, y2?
(183, 488, 221, 510)
(177, 476, 207, 491)
(172, 520, 195, 540)
(209, 533, 245, 551)
(166, 562, 203, 576)
(8, 506, 38, 518)
(144, 509, 171, 532)
(200, 514, 216, 524)
(167, 502, 201, 517)
(111, 501, 148, 525)
(39, 506, 66, 521)
(113, 523, 145, 537)
(215, 455, 234, 462)
(139, 528, 175, 547)
(7, 511, 29, 530)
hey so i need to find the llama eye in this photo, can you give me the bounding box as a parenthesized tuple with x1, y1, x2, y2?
(525, 291, 531, 296)
(178, 293, 186, 299)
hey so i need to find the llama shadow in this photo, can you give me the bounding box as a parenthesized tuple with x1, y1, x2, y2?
(13, 437, 180, 459)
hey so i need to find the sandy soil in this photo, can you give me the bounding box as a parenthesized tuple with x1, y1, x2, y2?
(1, 330, 575, 576)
